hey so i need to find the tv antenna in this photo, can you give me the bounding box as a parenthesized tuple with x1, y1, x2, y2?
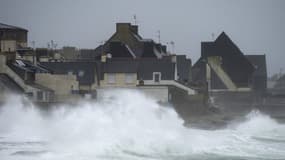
(157, 30, 161, 43)
(280, 68, 283, 78)
(30, 41, 35, 49)
(133, 14, 137, 25)
(211, 33, 215, 40)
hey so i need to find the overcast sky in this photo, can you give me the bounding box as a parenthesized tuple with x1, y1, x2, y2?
(0, 0, 284, 75)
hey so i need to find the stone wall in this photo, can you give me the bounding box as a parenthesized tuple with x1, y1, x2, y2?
(35, 73, 80, 101)
(0, 40, 16, 52)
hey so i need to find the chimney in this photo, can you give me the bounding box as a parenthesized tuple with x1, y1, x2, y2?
(116, 23, 131, 33)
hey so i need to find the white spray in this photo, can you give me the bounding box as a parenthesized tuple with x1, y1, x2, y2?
(0, 90, 284, 160)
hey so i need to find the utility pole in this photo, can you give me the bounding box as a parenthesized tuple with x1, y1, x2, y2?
(30, 41, 35, 49)
(51, 40, 54, 50)
(133, 14, 137, 25)
(168, 41, 175, 54)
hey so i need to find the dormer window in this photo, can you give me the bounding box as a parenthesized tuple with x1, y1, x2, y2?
(153, 72, 161, 83)
(68, 71, 73, 75)
(78, 70, 84, 77)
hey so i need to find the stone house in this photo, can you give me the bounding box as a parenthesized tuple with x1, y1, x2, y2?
(0, 23, 54, 102)
(192, 32, 267, 92)
(0, 23, 28, 52)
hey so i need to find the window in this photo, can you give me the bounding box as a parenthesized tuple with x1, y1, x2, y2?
(68, 71, 73, 76)
(37, 91, 43, 101)
(108, 73, 116, 84)
(125, 73, 134, 84)
(25, 92, 33, 98)
(78, 70, 85, 77)
(153, 72, 161, 82)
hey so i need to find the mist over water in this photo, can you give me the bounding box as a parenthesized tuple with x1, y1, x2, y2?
(0, 90, 285, 160)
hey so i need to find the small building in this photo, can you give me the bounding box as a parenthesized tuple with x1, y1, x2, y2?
(0, 23, 28, 52)
(79, 23, 169, 60)
(0, 23, 55, 103)
(192, 32, 267, 92)
(92, 23, 195, 102)
(60, 46, 80, 60)
(40, 61, 98, 100)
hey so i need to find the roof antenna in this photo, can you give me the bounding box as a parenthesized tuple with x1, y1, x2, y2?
(30, 41, 35, 49)
(170, 41, 175, 54)
(157, 30, 161, 43)
(211, 33, 215, 40)
(133, 14, 137, 25)
(279, 68, 283, 79)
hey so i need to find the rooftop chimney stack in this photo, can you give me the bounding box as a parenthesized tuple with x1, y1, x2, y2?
(116, 23, 131, 33)
(116, 23, 139, 35)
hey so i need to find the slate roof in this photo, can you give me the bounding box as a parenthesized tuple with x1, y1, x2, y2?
(76, 45, 105, 61)
(79, 49, 97, 60)
(0, 23, 28, 31)
(246, 55, 267, 77)
(93, 45, 104, 60)
(200, 32, 255, 87)
(191, 57, 206, 84)
(6, 60, 48, 82)
(95, 23, 167, 59)
(102, 59, 139, 73)
(21, 60, 50, 73)
(40, 62, 97, 85)
(109, 42, 136, 58)
(176, 55, 191, 83)
(137, 58, 175, 80)
(99, 57, 175, 81)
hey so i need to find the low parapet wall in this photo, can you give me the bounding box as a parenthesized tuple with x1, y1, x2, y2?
(35, 73, 79, 99)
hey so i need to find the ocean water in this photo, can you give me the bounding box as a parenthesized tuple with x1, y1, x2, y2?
(0, 90, 285, 160)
